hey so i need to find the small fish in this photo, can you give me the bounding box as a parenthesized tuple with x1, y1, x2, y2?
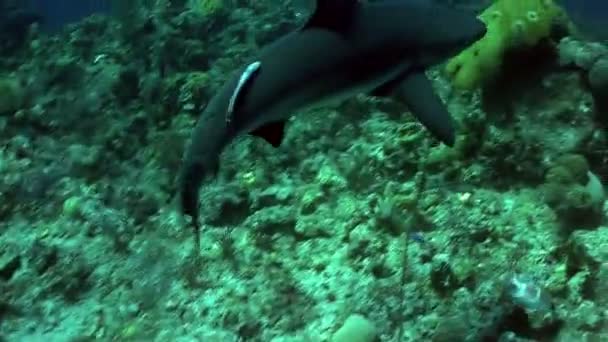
(178, 0, 485, 249)
(556, 0, 608, 41)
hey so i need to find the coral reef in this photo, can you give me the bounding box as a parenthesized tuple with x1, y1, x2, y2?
(187, 0, 224, 16)
(0, 1, 606, 341)
(541, 153, 605, 228)
(0, 76, 22, 115)
(558, 36, 608, 105)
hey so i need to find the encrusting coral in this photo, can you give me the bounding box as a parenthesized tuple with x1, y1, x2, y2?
(445, 0, 565, 90)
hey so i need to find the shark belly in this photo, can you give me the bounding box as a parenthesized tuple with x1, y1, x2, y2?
(246, 56, 413, 132)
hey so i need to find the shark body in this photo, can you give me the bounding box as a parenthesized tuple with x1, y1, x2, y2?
(179, 0, 486, 247)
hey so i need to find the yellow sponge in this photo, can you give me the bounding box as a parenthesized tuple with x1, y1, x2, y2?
(445, 0, 564, 90)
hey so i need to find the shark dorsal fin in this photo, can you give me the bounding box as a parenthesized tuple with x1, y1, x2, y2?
(226, 61, 261, 123)
(302, 0, 359, 32)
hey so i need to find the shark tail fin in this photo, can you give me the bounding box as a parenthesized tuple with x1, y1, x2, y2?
(179, 158, 219, 256)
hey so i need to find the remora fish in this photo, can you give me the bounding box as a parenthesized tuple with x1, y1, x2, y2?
(179, 0, 486, 248)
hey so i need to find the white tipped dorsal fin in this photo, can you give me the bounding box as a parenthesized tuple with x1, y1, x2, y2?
(226, 61, 261, 123)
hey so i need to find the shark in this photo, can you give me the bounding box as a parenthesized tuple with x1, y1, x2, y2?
(178, 0, 486, 249)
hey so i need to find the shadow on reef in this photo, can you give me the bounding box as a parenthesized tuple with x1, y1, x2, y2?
(480, 40, 560, 123)
(480, 306, 564, 342)
(556, 207, 605, 237)
(593, 94, 608, 126)
(0, 1, 43, 53)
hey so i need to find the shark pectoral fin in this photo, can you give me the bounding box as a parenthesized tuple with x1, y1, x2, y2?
(394, 72, 456, 147)
(370, 72, 407, 98)
(249, 120, 287, 148)
(227, 61, 261, 123)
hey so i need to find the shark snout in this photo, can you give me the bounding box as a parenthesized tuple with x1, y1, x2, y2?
(466, 17, 487, 44)
(450, 13, 487, 49)
(419, 6, 487, 56)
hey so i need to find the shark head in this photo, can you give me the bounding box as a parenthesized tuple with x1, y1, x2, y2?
(426, 8, 486, 56)
(390, 2, 487, 66)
